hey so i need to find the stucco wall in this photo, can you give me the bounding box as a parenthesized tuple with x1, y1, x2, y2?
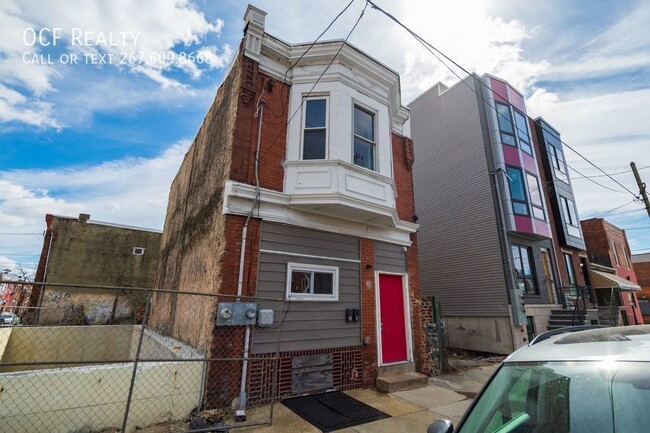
(444, 315, 516, 354)
(0, 326, 203, 433)
(35, 216, 161, 325)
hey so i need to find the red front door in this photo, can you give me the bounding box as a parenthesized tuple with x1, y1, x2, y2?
(379, 274, 408, 364)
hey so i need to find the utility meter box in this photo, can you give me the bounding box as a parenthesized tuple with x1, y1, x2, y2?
(216, 302, 258, 326)
(257, 309, 274, 327)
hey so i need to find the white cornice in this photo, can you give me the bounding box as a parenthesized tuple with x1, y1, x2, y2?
(223, 181, 417, 246)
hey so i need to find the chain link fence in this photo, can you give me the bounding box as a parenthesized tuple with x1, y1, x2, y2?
(0, 282, 287, 433)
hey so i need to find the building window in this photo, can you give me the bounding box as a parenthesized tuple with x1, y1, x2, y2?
(302, 98, 327, 160)
(610, 241, 620, 267)
(622, 245, 631, 269)
(526, 173, 545, 221)
(496, 103, 516, 146)
(512, 244, 538, 294)
(353, 105, 376, 170)
(132, 247, 145, 256)
(513, 110, 533, 155)
(559, 196, 581, 238)
(543, 130, 568, 182)
(564, 253, 576, 287)
(506, 166, 529, 216)
(286, 263, 339, 301)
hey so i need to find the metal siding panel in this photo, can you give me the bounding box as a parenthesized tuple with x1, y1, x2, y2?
(410, 79, 510, 316)
(252, 223, 361, 353)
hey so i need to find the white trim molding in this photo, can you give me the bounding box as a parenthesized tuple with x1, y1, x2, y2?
(286, 262, 339, 302)
(375, 271, 413, 366)
(223, 180, 418, 246)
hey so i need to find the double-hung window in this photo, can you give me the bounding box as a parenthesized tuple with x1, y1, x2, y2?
(511, 244, 538, 294)
(302, 98, 327, 160)
(559, 196, 581, 238)
(506, 166, 529, 216)
(353, 105, 376, 170)
(623, 245, 631, 269)
(526, 173, 545, 220)
(286, 263, 339, 301)
(496, 103, 516, 147)
(513, 110, 533, 155)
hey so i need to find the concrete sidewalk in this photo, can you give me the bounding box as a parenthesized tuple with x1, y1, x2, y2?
(238, 362, 499, 433)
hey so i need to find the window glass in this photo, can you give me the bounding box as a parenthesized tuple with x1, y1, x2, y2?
(506, 167, 529, 216)
(496, 103, 514, 134)
(303, 98, 327, 160)
(513, 110, 533, 154)
(512, 244, 537, 294)
(287, 263, 338, 301)
(496, 103, 517, 147)
(353, 105, 376, 170)
(526, 173, 545, 220)
(564, 253, 576, 286)
(611, 241, 620, 266)
(458, 362, 650, 433)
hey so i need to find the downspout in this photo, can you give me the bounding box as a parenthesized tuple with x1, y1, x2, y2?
(237, 90, 265, 412)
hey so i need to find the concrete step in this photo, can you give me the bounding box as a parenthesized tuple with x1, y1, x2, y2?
(376, 372, 428, 393)
(550, 309, 578, 316)
(378, 362, 415, 377)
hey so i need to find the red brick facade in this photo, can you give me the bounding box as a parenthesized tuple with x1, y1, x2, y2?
(359, 239, 377, 388)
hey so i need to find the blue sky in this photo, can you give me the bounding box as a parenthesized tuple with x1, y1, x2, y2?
(1, 0, 649, 276)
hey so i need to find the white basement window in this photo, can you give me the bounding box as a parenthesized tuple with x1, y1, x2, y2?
(132, 247, 145, 256)
(286, 262, 339, 301)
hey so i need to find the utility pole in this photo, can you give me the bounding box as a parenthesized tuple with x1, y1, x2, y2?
(631, 161, 650, 219)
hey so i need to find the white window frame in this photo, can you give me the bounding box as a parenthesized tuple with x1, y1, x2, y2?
(352, 102, 377, 171)
(285, 262, 339, 301)
(611, 241, 620, 267)
(132, 247, 145, 256)
(301, 96, 329, 160)
(560, 196, 581, 238)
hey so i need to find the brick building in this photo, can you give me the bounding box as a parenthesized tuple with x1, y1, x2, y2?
(150, 5, 426, 411)
(631, 252, 650, 323)
(28, 213, 161, 325)
(581, 218, 643, 325)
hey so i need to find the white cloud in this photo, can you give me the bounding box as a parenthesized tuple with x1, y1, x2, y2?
(0, 0, 232, 128)
(0, 141, 190, 265)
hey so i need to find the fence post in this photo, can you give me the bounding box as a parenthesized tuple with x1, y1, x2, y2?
(121, 291, 152, 433)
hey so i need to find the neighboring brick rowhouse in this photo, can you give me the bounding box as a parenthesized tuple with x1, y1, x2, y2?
(359, 239, 377, 388)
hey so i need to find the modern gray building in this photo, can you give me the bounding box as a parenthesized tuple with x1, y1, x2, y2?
(409, 74, 561, 354)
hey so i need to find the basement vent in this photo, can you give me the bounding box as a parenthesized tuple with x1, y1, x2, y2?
(132, 247, 145, 256)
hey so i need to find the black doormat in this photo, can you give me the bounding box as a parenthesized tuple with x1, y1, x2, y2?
(282, 390, 390, 432)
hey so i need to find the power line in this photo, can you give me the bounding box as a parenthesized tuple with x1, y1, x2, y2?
(0, 233, 42, 236)
(624, 226, 650, 231)
(258, 0, 368, 163)
(572, 166, 649, 180)
(601, 208, 646, 218)
(568, 165, 628, 194)
(588, 200, 637, 218)
(364, 0, 639, 200)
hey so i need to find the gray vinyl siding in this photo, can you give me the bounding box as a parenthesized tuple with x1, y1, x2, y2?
(252, 223, 361, 354)
(375, 241, 407, 274)
(409, 77, 510, 316)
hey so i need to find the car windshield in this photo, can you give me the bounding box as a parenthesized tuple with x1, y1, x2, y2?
(457, 361, 650, 433)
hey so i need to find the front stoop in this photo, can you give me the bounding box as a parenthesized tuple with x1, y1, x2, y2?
(376, 371, 428, 393)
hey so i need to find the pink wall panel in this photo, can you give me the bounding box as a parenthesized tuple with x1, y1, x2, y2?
(515, 215, 534, 233)
(502, 145, 520, 166)
(490, 78, 509, 104)
(508, 87, 526, 113)
(534, 219, 550, 238)
(522, 153, 538, 174)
